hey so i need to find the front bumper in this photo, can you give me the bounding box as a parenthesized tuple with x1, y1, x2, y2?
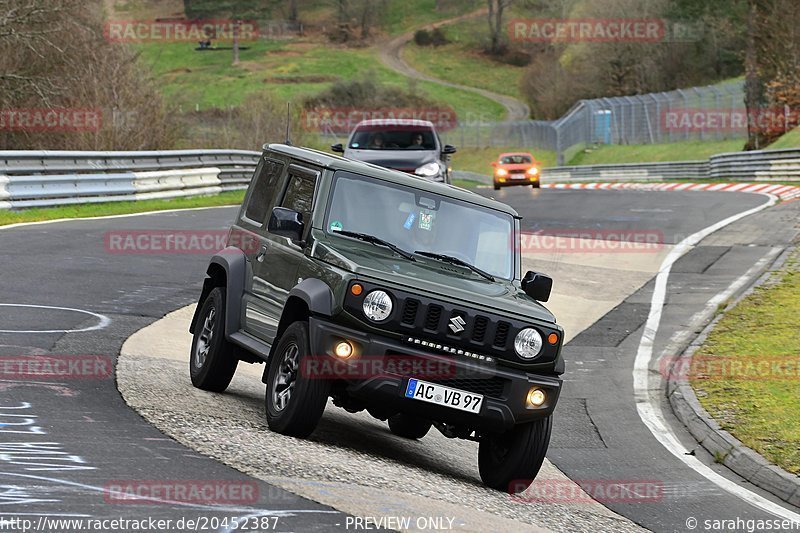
(308, 317, 562, 433)
(495, 174, 539, 186)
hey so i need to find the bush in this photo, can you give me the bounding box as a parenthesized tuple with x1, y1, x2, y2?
(303, 76, 435, 110)
(414, 29, 432, 46)
(415, 28, 449, 47)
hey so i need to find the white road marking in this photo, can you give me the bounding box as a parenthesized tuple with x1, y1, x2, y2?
(0, 304, 110, 333)
(632, 192, 800, 521)
(0, 205, 235, 232)
(0, 472, 339, 516)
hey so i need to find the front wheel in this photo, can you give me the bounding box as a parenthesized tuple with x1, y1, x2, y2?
(265, 321, 330, 438)
(189, 287, 238, 392)
(478, 416, 552, 492)
(532, 183, 541, 189)
(493, 185, 501, 191)
(388, 413, 432, 439)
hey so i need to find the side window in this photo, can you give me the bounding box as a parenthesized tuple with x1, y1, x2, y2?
(244, 159, 284, 224)
(281, 173, 316, 231)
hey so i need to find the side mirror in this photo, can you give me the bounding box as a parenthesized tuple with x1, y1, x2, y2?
(521, 271, 552, 302)
(490, 161, 497, 167)
(268, 207, 304, 243)
(331, 143, 344, 153)
(442, 144, 457, 155)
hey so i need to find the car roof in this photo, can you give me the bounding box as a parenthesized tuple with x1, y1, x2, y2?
(265, 143, 519, 218)
(498, 152, 534, 159)
(354, 119, 435, 129)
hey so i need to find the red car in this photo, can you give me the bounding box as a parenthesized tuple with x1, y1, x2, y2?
(491, 152, 540, 190)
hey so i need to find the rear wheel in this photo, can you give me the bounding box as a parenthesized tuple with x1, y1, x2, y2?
(478, 416, 552, 492)
(265, 321, 330, 438)
(388, 414, 432, 439)
(189, 287, 238, 392)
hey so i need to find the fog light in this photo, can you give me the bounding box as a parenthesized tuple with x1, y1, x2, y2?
(526, 388, 546, 408)
(334, 341, 353, 359)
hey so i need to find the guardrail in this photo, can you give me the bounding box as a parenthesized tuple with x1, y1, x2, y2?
(1, 147, 798, 209)
(0, 149, 261, 209)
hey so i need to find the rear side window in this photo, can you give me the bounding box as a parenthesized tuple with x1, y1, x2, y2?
(245, 159, 284, 224)
(281, 173, 316, 227)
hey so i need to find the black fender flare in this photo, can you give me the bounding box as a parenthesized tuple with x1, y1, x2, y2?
(286, 278, 335, 317)
(189, 247, 247, 337)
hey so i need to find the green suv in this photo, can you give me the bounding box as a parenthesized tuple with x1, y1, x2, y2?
(189, 144, 564, 491)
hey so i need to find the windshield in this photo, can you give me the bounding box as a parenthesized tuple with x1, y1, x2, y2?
(348, 126, 436, 150)
(325, 171, 514, 279)
(500, 155, 532, 164)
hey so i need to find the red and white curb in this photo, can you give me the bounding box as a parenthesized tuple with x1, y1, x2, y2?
(542, 182, 800, 201)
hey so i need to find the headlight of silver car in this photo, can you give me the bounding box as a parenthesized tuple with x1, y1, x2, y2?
(514, 328, 543, 360)
(415, 162, 441, 178)
(362, 290, 393, 322)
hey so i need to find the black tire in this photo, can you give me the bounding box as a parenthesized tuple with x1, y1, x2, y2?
(478, 416, 552, 492)
(532, 183, 541, 189)
(493, 185, 501, 191)
(388, 413, 432, 439)
(190, 287, 239, 392)
(265, 321, 330, 438)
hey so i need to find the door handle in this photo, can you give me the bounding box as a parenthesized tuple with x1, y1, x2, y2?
(256, 244, 268, 262)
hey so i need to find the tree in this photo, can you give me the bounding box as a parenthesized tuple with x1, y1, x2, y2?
(744, 0, 800, 149)
(487, 0, 513, 55)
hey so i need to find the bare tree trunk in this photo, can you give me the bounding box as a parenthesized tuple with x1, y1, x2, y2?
(289, 0, 298, 22)
(487, 0, 510, 55)
(232, 20, 240, 65)
(744, 0, 765, 149)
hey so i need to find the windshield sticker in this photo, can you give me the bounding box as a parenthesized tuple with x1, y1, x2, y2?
(419, 212, 433, 231)
(403, 212, 416, 230)
(329, 220, 343, 232)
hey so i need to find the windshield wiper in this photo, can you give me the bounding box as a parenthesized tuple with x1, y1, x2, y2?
(332, 229, 416, 261)
(414, 251, 495, 281)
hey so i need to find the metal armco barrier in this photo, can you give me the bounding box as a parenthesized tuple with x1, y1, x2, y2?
(1, 147, 798, 209)
(0, 149, 260, 209)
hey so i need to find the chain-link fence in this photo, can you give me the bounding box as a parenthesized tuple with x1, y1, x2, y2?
(439, 81, 749, 164)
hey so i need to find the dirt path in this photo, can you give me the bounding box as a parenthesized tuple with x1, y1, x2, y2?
(376, 8, 531, 121)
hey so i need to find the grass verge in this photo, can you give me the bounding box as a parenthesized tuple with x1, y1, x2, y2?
(0, 191, 245, 227)
(690, 249, 800, 474)
(567, 140, 746, 166)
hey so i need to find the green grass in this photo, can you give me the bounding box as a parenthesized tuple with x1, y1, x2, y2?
(382, 0, 483, 35)
(567, 140, 746, 166)
(402, 16, 526, 102)
(768, 127, 800, 150)
(451, 146, 557, 175)
(0, 191, 245, 227)
(691, 250, 800, 474)
(137, 38, 506, 121)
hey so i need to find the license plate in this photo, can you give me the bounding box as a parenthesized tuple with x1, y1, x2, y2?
(511, 174, 526, 179)
(404, 379, 484, 414)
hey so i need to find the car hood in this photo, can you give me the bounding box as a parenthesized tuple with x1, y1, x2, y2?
(344, 149, 438, 171)
(312, 236, 556, 324)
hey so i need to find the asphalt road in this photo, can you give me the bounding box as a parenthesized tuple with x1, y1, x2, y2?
(1, 188, 797, 532)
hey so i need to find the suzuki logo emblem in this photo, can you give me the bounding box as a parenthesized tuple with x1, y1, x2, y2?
(448, 315, 467, 334)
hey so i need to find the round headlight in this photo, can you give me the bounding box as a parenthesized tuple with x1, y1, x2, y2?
(514, 328, 543, 360)
(362, 290, 393, 322)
